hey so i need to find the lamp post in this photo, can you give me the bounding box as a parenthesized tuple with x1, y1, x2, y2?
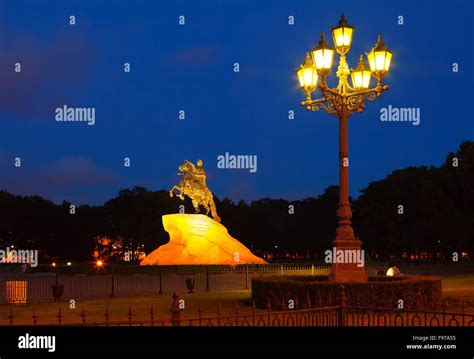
(296, 14, 392, 282)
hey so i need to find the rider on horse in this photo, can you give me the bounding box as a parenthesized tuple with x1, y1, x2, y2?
(170, 159, 221, 222)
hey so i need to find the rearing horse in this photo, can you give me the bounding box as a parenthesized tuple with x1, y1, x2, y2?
(169, 160, 221, 222)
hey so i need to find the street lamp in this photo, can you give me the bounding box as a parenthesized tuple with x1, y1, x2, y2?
(351, 55, 371, 90)
(331, 14, 353, 55)
(297, 52, 318, 102)
(367, 35, 392, 83)
(312, 33, 334, 87)
(296, 14, 392, 283)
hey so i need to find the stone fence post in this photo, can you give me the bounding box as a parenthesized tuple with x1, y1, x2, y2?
(170, 292, 182, 326)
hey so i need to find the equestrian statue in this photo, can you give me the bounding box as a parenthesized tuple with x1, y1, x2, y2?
(169, 159, 221, 223)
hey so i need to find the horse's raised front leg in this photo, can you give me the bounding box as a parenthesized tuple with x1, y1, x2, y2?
(169, 186, 178, 197)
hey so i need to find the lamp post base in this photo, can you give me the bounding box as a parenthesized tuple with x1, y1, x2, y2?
(328, 239, 368, 283)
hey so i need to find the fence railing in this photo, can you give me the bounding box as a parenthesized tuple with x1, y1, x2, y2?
(344, 306, 474, 327)
(2, 287, 473, 327)
(0, 265, 330, 304)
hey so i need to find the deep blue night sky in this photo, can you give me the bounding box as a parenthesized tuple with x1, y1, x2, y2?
(0, 0, 473, 205)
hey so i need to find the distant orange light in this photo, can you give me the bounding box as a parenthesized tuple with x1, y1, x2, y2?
(96, 260, 103, 267)
(51, 262, 56, 267)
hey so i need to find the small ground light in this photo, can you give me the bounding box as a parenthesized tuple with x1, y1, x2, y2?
(67, 262, 72, 266)
(51, 262, 56, 267)
(386, 266, 401, 277)
(96, 260, 103, 267)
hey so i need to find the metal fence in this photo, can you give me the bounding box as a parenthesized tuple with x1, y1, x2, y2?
(3, 287, 473, 327)
(343, 306, 474, 327)
(0, 265, 330, 304)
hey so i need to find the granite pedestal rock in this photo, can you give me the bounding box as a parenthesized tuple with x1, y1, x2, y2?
(140, 214, 267, 265)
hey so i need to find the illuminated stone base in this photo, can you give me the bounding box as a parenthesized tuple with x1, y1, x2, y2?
(140, 214, 267, 266)
(328, 239, 368, 283)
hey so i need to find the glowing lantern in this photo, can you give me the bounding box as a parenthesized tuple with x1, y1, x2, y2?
(367, 35, 392, 77)
(297, 52, 318, 95)
(311, 33, 334, 75)
(351, 55, 372, 90)
(332, 14, 354, 54)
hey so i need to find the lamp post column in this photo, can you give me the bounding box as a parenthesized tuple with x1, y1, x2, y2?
(329, 100, 368, 282)
(338, 104, 352, 237)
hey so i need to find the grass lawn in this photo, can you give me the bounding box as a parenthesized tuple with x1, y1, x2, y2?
(0, 290, 259, 325)
(442, 275, 474, 308)
(1, 275, 473, 325)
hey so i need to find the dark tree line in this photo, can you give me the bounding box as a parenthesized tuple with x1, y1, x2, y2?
(0, 141, 472, 262)
(353, 140, 474, 259)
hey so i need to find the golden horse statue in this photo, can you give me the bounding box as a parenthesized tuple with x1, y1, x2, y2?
(169, 160, 221, 222)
